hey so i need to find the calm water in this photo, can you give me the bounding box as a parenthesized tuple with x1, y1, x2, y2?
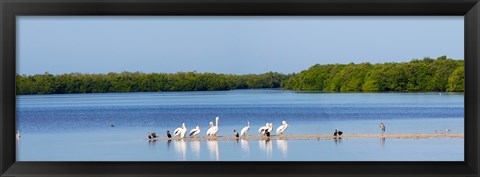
(16, 90, 464, 161)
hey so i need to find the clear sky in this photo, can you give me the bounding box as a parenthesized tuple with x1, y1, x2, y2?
(17, 16, 463, 75)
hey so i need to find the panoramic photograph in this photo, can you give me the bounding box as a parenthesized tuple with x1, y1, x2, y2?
(16, 16, 464, 161)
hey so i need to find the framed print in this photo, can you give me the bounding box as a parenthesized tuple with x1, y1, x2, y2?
(1, 0, 479, 176)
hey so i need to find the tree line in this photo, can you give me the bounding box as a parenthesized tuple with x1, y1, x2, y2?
(16, 71, 291, 94)
(281, 56, 464, 92)
(16, 56, 464, 95)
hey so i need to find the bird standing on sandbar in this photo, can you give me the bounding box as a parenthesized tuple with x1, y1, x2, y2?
(276, 121, 288, 136)
(148, 132, 157, 139)
(234, 130, 239, 138)
(206, 117, 219, 137)
(258, 123, 269, 136)
(333, 129, 343, 136)
(267, 123, 273, 134)
(174, 122, 187, 139)
(379, 122, 386, 134)
(190, 125, 201, 138)
(240, 121, 250, 137)
(166, 131, 172, 138)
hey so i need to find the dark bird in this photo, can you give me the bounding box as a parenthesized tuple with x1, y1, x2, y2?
(148, 132, 157, 139)
(110, 122, 115, 127)
(265, 131, 271, 137)
(234, 130, 239, 138)
(167, 131, 172, 138)
(333, 129, 343, 136)
(379, 122, 386, 134)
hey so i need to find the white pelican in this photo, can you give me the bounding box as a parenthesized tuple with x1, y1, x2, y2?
(180, 122, 187, 138)
(240, 121, 250, 137)
(206, 122, 214, 136)
(174, 122, 187, 138)
(267, 123, 273, 134)
(258, 123, 269, 135)
(206, 117, 219, 137)
(276, 121, 288, 136)
(189, 125, 201, 138)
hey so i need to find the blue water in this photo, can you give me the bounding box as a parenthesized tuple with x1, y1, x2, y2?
(16, 90, 464, 161)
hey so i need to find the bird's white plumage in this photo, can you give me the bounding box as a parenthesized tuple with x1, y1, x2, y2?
(267, 123, 273, 133)
(258, 123, 269, 135)
(180, 123, 187, 138)
(206, 122, 214, 136)
(240, 122, 250, 137)
(190, 126, 201, 137)
(207, 117, 219, 137)
(276, 121, 288, 135)
(174, 127, 182, 137)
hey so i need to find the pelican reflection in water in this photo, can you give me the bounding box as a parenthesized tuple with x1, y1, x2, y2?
(276, 139, 288, 159)
(240, 139, 249, 155)
(259, 139, 273, 158)
(190, 140, 201, 159)
(173, 139, 187, 160)
(207, 139, 219, 161)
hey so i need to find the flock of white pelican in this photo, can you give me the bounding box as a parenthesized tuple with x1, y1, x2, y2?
(147, 116, 289, 140)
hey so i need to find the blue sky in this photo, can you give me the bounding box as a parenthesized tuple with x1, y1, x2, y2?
(17, 16, 463, 75)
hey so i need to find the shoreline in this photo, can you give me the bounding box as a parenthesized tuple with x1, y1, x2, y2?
(145, 133, 464, 141)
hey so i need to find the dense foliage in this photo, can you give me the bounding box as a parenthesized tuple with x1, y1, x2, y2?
(16, 71, 291, 94)
(282, 56, 464, 92)
(16, 56, 464, 95)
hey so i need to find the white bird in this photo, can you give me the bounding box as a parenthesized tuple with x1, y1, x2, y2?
(180, 122, 187, 138)
(206, 122, 214, 136)
(174, 122, 187, 138)
(189, 125, 201, 137)
(267, 123, 273, 134)
(16, 130, 20, 139)
(240, 121, 250, 137)
(258, 123, 269, 135)
(276, 121, 288, 136)
(206, 117, 219, 137)
(174, 128, 182, 137)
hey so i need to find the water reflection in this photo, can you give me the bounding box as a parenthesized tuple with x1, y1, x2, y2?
(233, 139, 239, 149)
(276, 140, 288, 159)
(165, 140, 172, 151)
(334, 138, 343, 145)
(258, 139, 272, 158)
(380, 137, 386, 147)
(240, 139, 249, 154)
(190, 140, 200, 159)
(207, 140, 219, 161)
(173, 140, 187, 160)
(148, 139, 156, 150)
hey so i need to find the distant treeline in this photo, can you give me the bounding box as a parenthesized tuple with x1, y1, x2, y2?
(16, 71, 291, 94)
(16, 56, 464, 95)
(282, 56, 464, 92)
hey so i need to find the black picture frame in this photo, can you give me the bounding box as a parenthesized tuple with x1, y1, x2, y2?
(1, 0, 479, 176)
